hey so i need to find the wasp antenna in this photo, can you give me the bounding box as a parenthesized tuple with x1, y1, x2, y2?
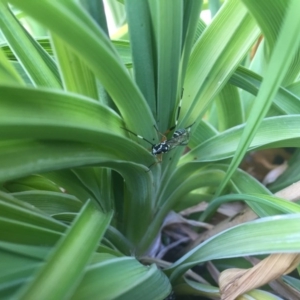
(175, 98, 182, 127)
(185, 122, 196, 130)
(153, 124, 159, 133)
(148, 160, 159, 169)
(121, 127, 155, 146)
(168, 87, 184, 133)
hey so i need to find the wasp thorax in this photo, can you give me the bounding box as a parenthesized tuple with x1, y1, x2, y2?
(152, 142, 170, 155)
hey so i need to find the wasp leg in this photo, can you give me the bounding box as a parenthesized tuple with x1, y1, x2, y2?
(147, 153, 163, 169)
(153, 125, 168, 142)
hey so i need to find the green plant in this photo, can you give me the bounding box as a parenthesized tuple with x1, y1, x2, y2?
(1, 0, 300, 299)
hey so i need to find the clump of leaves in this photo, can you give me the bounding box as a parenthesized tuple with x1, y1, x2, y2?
(1, 0, 300, 299)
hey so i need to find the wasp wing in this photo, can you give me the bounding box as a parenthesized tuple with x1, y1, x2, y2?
(166, 131, 190, 150)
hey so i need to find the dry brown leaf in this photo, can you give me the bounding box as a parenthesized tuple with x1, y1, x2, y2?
(219, 253, 300, 300)
(207, 261, 221, 285)
(216, 202, 245, 218)
(180, 201, 208, 216)
(262, 162, 288, 185)
(240, 149, 291, 182)
(276, 180, 300, 201)
(247, 257, 300, 300)
(164, 211, 212, 230)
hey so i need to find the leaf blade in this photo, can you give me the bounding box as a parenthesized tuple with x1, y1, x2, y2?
(16, 200, 113, 300)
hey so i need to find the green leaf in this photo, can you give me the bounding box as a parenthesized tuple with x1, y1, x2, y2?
(200, 193, 300, 221)
(183, 115, 300, 163)
(188, 120, 218, 148)
(50, 34, 98, 99)
(15, 200, 113, 300)
(181, 0, 259, 127)
(73, 257, 172, 300)
(167, 214, 300, 282)
(148, 0, 183, 131)
(0, 140, 155, 247)
(0, 2, 61, 87)
(0, 47, 24, 85)
(216, 0, 300, 194)
(162, 0, 260, 173)
(11, 190, 82, 216)
(5, 0, 155, 139)
(213, 83, 244, 131)
(125, 0, 156, 113)
(161, 163, 275, 218)
(174, 278, 219, 298)
(0, 216, 62, 246)
(0, 191, 67, 232)
(139, 163, 274, 255)
(243, 0, 300, 85)
(0, 85, 123, 137)
(43, 170, 106, 205)
(230, 66, 300, 115)
(180, 1, 203, 83)
(4, 174, 63, 193)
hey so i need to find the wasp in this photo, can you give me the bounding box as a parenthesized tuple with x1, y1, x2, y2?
(122, 89, 195, 167)
(123, 122, 195, 157)
(151, 123, 195, 155)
